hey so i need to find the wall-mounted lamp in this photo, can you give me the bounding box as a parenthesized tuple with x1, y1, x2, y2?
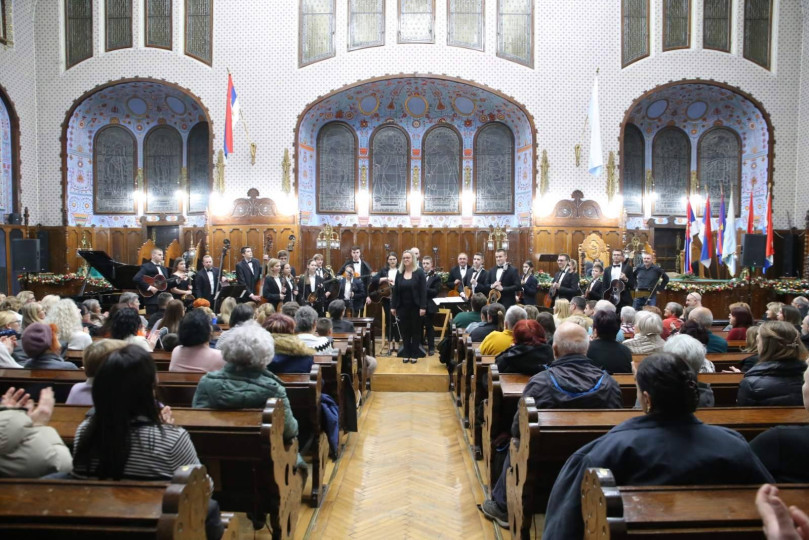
(287, 235, 296, 252)
(316, 225, 340, 267)
(487, 226, 509, 251)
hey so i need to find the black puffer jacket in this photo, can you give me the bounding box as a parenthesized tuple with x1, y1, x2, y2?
(511, 354, 623, 437)
(737, 360, 807, 406)
(495, 343, 554, 376)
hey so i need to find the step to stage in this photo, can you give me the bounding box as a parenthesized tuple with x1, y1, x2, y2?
(371, 353, 449, 392)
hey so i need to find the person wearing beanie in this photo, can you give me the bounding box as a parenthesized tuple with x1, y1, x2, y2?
(22, 323, 78, 370)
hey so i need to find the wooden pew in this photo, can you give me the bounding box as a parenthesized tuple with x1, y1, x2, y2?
(448, 327, 464, 399)
(65, 348, 173, 371)
(612, 372, 745, 408)
(505, 399, 809, 540)
(632, 352, 751, 372)
(581, 468, 809, 539)
(468, 351, 495, 458)
(51, 399, 303, 540)
(0, 464, 214, 539)
(332, 334, 364, 406)
(460, 339, 482, 429)
(346, 317, 376, 357)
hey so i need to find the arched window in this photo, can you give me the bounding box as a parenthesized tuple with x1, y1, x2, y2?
(185, 0, 213, 65)
(187, 122, 210, 214)
(144, 126, 183, 213)
(703, 0, 731, 52)
(0, 89, 18, 219)
(622, 0, 649, 67)
(93, 125, 137, 214)
(744, 0, 772, 69)
(105, 0, 133, 51)
(652, 127, 690, 215)
(422, 125, 461, 214)
(317, 123, 356, 213)
(699, 127, 741, 215)
(370, 126, 409, 215)
(622, 123, 645, 215)
(474, 123, 514, 213)
(145, 0, 173, 50)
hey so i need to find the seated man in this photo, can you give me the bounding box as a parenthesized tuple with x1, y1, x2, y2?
(480, 305, 527, 356)
(479, 322, 623, 528)
(327, 300, 356, 333)
(689, 307, 728, 353)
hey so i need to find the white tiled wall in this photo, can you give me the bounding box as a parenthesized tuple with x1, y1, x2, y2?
(0, 0, 805, 229)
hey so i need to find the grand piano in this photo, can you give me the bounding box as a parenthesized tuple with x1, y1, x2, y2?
(77, 250, 141, 305)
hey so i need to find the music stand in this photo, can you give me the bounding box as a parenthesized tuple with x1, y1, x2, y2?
(214, 285, 246, 313)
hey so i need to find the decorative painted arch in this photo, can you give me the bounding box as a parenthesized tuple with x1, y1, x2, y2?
(60, 78, 213, 227)
(620, 80, 773, 231)
(0, 83, 21, 217)
(294, 74, 536, 228)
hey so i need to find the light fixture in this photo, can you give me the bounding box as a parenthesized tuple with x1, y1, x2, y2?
(316, 225, 340, 267)
(487, 226, 509, 251)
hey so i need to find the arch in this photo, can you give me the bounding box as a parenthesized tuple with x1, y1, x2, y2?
(369, 124, 410, 215)
(316, 121, 357, 214)
(621, 123, 645, 215)
(697, 126, 742, 215)
(144, 125, 183, 214)
(60, 78, 212, 226)
(652, 126, 690, 216)
(187, 121, 211, 214)
(0, 82, 20, 217)
(93, 124, 137, 214)
(473, 122, 515, 214)
(422, 123, 462, 215)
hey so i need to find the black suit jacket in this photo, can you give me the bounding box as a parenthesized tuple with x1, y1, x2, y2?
(236, 258, 262, 299)
(602, 263, 635, 308)
(298, 274, 324, 305)
(521, 274, 539, 305)
(391, 269, 427, 311)
(262, 275, 286, 305)
(193, 267, 221, 303)
(469, 267, 490, 297)
(133, 261, 170, 306)
(336, 277, 366, 314)
(425, 272, 442, 314)
(448, 265, 472, 290)
(552, 270, 581, 302)
(584, 277, 605, 301)
(337, 259, 373, 279)
(491, 264, 520, 308)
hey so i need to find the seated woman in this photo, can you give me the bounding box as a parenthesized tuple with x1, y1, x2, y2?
(149, 299, 185, 338)
(262, 313, 315, 374)
(44, 299, 92, 351)
(552, 298, 570, 326)
(722, 302, 752, 331)
(169, 310, 224, 373)
(779, 305, 804, 333)
(542, 353, 774, 540)
(750, 357, 809, 483)
(663, 334, 715, 407)
(20, 302, 45, 331)
(620, 306, 636, 336)
(494, 319, 553, 375)
(82, 299, 105, 327)
(22, 323, 78, 370)
(71, 345, 223, 539)
(109, 308, 157, 352)
(622, 311, 665, 356)
(727, 306, 754, 341)
(587, 310, 632, 374)
(66, 339, 128, 405)
(0, 386, 72, 477)
(662, 302, 684, 336)
(737, 321, 808, 406)
(469, 303, 505, 343)
(217, 297, 238, 326)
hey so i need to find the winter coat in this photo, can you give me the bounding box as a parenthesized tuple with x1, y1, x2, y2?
(737, 360, 807, 406)
(495, 343, 554, 376)
(269, 334, 315, 374)
(0, 408, 72, 477)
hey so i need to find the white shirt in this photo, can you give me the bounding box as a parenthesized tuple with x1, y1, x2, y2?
(496, 266, 504, 282)
(459, 266, 467, 279)
(353, 261, 362, 275)
(344, 279, 352, 300)
(273, 276, 283, 294)
(387, 268, 397, 282)
(309, 275, 316, 291)
(206, 269, 214, 291)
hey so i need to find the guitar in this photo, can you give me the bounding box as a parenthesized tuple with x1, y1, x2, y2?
(139, 274, 178, 297)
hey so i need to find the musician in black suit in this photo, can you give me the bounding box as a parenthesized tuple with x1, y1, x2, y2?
(337, 266, 366, 316)
(133, 248, 170, 316)
(602, 249, 636, 309)
(422, 256, 442, 355)
(261, 258, 286, 306)
(550, 253, 581, 305)
(468, 253, 490, 297)
(235, 246, 262, 303)
(337, 245, 372, 306)
(489, 249, 520, 309)
(584, 262, 606, 301)
(192, 255, 224, 304)
(312, 253, 333, 280)
(298, 259, 325, 315)
(519, 261, 539, 305)
(391, 250, 427, 362)
(371, 252, 400, 348)
(448, 252, 472, 297)
(278, 249, 296, 277)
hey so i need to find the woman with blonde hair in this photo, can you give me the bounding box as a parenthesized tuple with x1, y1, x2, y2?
(66, 339, 128, 405)
(39, 295, 60, 315)
(218, 296, 237, 326)
(45, 299, 92, 351)
(254, 303, 276, 325)
(622, 311, 666, 355)
(553, 298, 570, 326)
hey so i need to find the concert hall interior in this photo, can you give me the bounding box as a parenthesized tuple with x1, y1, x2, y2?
(2, 1, 809, 539)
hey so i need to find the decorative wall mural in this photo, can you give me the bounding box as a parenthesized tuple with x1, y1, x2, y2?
(0, 97, 13, 216)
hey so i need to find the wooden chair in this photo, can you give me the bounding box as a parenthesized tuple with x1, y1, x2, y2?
(578, 233, 611, 276)
(433, 308, 451, 342)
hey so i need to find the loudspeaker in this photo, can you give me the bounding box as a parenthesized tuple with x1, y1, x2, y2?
(782, 233, 797, 277)
(11, 239, 41, 273)
(6, 213, 21, 225)
(741, 234, 767, 268)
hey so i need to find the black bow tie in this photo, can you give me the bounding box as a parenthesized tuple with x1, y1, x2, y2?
(497, 266, 504, 270)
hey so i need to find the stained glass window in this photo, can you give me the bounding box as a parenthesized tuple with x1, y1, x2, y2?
(94, 126, 137, 214)
(187, 122, 210, 214)
(371, 127, 409, 214)
(301, 0, 335, 66)
(497, 0, 532, 67)
(349, 0, 384, 50)
(399, 0, 434, 43)
(622, 123, 645, 215)
(622, 0, 649, 67)
(66, 0, 93, 68)
(699, 127, 741, 216)
(703, 0, 731, 52)
(318, 123, 356, 213)
(0, 0, 8, 45)
(185, 0, 212, 65)
(146, 0, 172, 50)
(144, 126, 182, 214)
(652, 127, 690, 216)
(448, 0, 483, 51)
(106, 0, 132, 51)
(0, 94, 16, 217)
(663, 0, 689, 51)
(744, 0, 771, 69)
(423, 126, 461, 214)
(474, 123, 513, 213)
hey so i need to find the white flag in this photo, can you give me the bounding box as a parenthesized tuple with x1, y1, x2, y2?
(722, 189, 737, 276)
(587, 76, 604, 176)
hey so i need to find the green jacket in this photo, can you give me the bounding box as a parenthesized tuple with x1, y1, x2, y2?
(192, 363, 298, 441)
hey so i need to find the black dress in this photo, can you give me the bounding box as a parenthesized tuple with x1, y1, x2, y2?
(392, 270, 427, 358)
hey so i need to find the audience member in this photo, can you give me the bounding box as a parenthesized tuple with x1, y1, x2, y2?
(622, 311, 665, 355)
(494, 319, 553, 375)
(689, 307, 728, 353)
(481, 305, 527, 355)
(791, 296, 809, 319)
(620, 306, 636, 335)
(295, 306, 333, 353)
(552, 298, 570, 325)
(20, 302, 45, 330)
(66, 339, 128, 405)
(281, 301, 301, 319)
(685, 292, 702, 309)
(327, 300, 356, 333)
(728, 306, 754, 341)
(117, 292, 148, 329)
(779, 305, 803, 333)
(587, 310, 632, 374)
(764, 301, 784, 322)
(169, 310, 225, 373)
(45, 299, 92, 351)
(0, 328, 21, 368)
(217, 297, 237, 325)
(536, 312, 556, 346)
(109, 308, 156, 351)
(662, 302, 684, 335)
(82, 298, 105, 326)
(664, 334, 715, 407)
(263, 313, 315, 374)
(755, 484, 809, 540)
(22, 323, 77, 370)
(452, 293, 487, 330)
(253, 303, 276, 325)
(146, 292, 173, 331)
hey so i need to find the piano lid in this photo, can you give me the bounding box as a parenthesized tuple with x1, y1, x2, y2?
(78, 250, 140, 290)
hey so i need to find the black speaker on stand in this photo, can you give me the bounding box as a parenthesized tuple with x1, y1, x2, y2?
(741, 234, 767, 268)
(11, 240, 41, 292)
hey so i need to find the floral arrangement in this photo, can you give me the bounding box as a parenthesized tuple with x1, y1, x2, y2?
(20, 272, 112, 289)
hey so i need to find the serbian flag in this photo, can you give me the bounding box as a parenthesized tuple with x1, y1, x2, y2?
(224, 73, 240, 162)
(763, 188, 774, 271)
(717, 190, 726, 261)
(700, 195, 713, 268)
(746, 189, 755, 233)
(684, 199, 696, 273)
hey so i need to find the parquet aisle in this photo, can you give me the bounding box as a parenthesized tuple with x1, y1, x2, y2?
(305, 392, 502, 539)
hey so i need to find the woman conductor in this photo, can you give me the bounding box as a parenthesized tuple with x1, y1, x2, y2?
(391, 250, 427, 363)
